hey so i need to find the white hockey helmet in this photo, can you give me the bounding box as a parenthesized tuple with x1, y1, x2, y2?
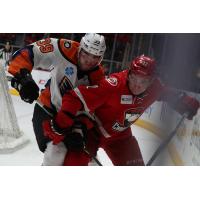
(80, 33, 106, 57)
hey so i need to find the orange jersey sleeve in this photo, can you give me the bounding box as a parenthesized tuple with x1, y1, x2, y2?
(8, 46, 34, 76)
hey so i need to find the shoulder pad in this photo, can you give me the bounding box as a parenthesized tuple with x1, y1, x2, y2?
(58, 39, 80, 65)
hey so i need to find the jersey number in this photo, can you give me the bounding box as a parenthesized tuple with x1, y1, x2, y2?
(36, 38, 54, 53)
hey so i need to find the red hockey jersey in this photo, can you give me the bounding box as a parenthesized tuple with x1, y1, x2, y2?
(55, 69, 180, 139)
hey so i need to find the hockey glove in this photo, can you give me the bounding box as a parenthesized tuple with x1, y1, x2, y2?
(11, 68, 39, 103)
(64, 120, 87, 151)
(43, 119, 66, 145)
(177, 95, 200, 120)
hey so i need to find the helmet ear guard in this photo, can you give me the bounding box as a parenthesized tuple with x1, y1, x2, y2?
(129, 55, 156, 77)
(79, 33, 106, 57)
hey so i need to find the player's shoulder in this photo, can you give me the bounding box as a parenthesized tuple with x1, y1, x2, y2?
(109, 70, 128, 85)
(57, 38, 80, 64)
(59, 38, 80, 48)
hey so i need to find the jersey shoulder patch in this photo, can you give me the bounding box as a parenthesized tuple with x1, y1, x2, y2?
(58, 39, 79, 64)
(63, 40, 72, 48)
(60, 39, 79, 50)
(105, 76, 118, 86)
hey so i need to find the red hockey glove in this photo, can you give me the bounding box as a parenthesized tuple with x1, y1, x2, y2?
(178, 95, 200, 120)
(43, 119, 66, 145)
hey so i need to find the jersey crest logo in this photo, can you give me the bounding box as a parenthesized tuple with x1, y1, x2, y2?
(112, 108, 143, 132)
(65, 66, 74, 76)
(106, 77, 117, 86)
(124, 112, 141, 127)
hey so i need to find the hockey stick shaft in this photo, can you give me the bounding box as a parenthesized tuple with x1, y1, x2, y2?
(84, 149, 103, 166)
(36, 100, 54, 117)
(146, 113, 188, 166)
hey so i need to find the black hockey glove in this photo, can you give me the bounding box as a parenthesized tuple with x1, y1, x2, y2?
(64, 120, 87, 151)
(11, 68, 39, 103)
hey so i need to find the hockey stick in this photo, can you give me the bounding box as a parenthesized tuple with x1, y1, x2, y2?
(146, 113, 188, 166)
(36, 100, 54, 117)
(83, 148, 103, 166)
(36, 100, 103, 166)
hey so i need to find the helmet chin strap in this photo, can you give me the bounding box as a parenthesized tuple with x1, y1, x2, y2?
(97, 56, 103, 65)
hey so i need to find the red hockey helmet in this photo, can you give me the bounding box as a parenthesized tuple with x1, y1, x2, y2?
(129, 55, 156, 77)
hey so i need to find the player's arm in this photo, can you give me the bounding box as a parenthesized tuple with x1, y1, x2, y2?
(8, 38, 57, 103)
(159, 85, 199, 120)
(43, 77, 117, 144)
(8, 38, 58, 75)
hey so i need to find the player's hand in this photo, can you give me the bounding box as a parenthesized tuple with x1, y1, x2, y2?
(64, 120, 87, 151)
(180, 95, 200, 120)
(11, 68, 39, 103)
(43, 119, 65, 145)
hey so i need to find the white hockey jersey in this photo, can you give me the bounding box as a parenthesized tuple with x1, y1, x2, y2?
(8, 38, 104, 111)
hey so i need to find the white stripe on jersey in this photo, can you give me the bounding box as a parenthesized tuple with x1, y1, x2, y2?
(73, 87, 111, 138)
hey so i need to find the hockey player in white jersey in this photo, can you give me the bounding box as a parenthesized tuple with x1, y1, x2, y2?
(8, 34, 106, 163)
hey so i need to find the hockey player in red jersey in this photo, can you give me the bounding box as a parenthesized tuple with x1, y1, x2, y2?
(8, 33, 106, 156)
(43, 55, 200, 166)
